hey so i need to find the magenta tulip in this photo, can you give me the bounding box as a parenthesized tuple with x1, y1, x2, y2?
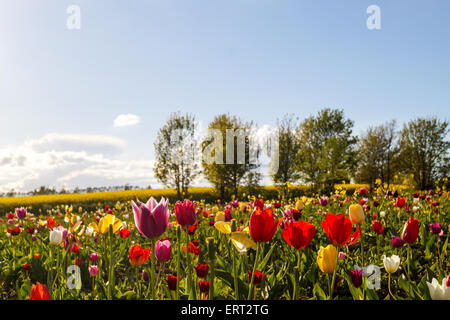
(132, 197, 169, 239)
(175, 199, 196, 227)
(88, 265, 99, 277)
(154, 239, 171, 263)
(15, 207, 27, 220)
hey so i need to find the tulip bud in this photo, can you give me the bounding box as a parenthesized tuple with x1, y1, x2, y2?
(349, 204, 365, 224)
(154, 239, 171, 263)
(142, 269, 149, 282)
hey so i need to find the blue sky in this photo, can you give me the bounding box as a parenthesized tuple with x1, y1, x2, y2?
(0, 0, 449, 192)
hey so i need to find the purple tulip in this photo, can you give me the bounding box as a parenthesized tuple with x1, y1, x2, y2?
(154, 239, 171, 263)
(350, 268, 363, 288)
(429, 222, 442, 235)
(31, 235, 37, 242)
(175, 199, 196, 227)
(132, 197, 169, 239)
(15, 207, 27, 220)
(319, 197, 328, 206)
(392, 236, 404, 248)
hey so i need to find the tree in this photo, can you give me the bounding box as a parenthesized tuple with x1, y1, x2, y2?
(153, 112, 199, 200)
(296, 108, 357, 192)
(270, 114, 301, 199)
(202, 114, 260, 200)
(396, 117, 449, 190)
(355, 120, 397, 188)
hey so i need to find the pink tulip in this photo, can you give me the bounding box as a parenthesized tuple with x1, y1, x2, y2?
(175, 199, 196, 227)
(154, 239, 171, 263)
(132, 197, 169, 239)
(90, 252, 99, 263)
(89, 265, 99, 277)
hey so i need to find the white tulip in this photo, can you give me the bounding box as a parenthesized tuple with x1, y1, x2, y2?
(383, 254, 400, 274)
(412, 206, 419, 213)
(426, 277, 450, 300)
(413, 198, 419, 204)
(85, 227, 94, 236)
(49, 229, 63, 245)
(380, 211, 386, 218)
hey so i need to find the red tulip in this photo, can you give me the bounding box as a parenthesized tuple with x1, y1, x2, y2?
(372, 220, 384, 235)
(119, 228, 131, 238)
(281, 220, 316, 250)
(401, 217, 419, 243)
(199, 280, 210, 293)
(321, 213, 354, 246)
(249, 207, 281, 242)
(30, 282, 51, 300)
(47, 217, 55, 229)
(166, 275, 181, 290)
(396, 197, 406, 208)
(195, 264, 209, 278)
(248, 270, 266, 286)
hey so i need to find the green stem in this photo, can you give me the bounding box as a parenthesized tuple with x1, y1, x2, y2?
(329, 247, 339, 299)
(247, 242, 261, 300)
(176, 227, 181, 300)
(232, 245, 239, 300)
(107, 224, 114, 300)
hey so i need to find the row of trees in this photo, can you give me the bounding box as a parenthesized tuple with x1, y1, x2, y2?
(154, 109, 449, 199)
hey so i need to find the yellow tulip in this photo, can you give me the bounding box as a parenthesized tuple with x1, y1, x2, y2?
(212, 206, 219, 214)
(215, 211, 226, 223)
(295, 199, 304, 211)
(317, 245, 337, 274)
(231, 231, 257, 253)
(90, 214, 122, 234)
(349, 204, 365, 224)
(215, 221, 232, 234)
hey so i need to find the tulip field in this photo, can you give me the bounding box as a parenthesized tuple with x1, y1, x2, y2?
(0, 187, 449, 300)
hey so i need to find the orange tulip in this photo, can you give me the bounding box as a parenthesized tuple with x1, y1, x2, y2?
(249, 207, 281, 242)
(30, 282, 51, 300)
(128, 244, 151, 267)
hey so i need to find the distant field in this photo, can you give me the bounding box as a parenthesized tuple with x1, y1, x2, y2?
(0, 184, 411, 212)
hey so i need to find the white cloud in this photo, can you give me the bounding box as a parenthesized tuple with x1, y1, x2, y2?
(26, 133, 127, 155)
(113, 114, 141, 127)
(0, 133, 156, 193)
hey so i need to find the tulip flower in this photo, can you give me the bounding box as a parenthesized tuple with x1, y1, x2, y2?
(49, 229, 64, 245)
(248, 270, 266, 286)
(281, 219, 316, 250)
(349, 204, 365, 224)
(396, 197, 406, 208)
(195, 264, 209, 278)
(89, 214, 122, 235)
(319, 197, 328, 206)
(47, 217, 55, 229)
(372, 220, 384, 235)
(401, 217, 420, 243)
(426, 277, 450, 300)
(321, 213, 357, 246)
(132, 197, 169, 238)
(391, 236, 404, 248)
(154, 239, 171, 263)
(89, 265, 99, 277)
(166, 275, 181, 290)
(358, 187, 367, 195)
(90, 252, 99, 263)
(383, 255, 400, 274)
(214, 221, 232, 234)
(128, 244, 151, 267)
(15, 207, 27, 220)
(199, 280, 210, 294)
(350, 268, 363, 288)
(429, 222, 442, 235)
(30, 282, 51, 300)
(317, 244, 337, 274)
(119, 228, 131, 238)
(230, 227, 257, 253)
(249, 207, 281, 242)
(175, 199, 196, 227)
